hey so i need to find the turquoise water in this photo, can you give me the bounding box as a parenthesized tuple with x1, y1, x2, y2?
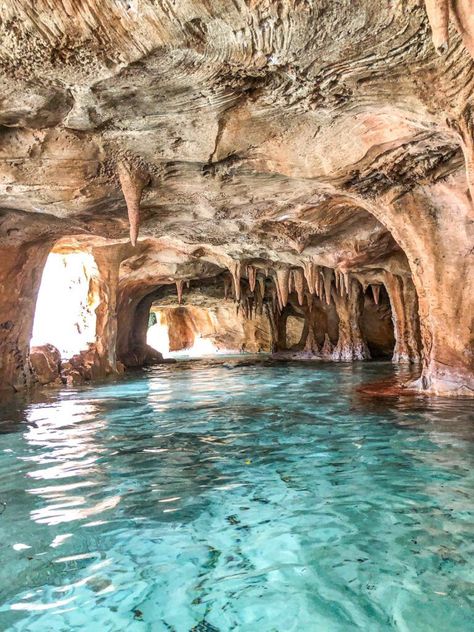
(0, 359, 473, 631)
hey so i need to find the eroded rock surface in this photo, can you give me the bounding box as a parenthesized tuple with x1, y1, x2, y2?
(30, 343, 61, 385)
(0, 1, 472, 395)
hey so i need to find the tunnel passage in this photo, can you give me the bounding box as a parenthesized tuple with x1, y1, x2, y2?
(145, 275, 273, 358)
(119, 268, 408, 365)
(361, 285, 395, 359)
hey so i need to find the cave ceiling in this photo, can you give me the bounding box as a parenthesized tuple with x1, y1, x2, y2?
(0, 0, 473, 285)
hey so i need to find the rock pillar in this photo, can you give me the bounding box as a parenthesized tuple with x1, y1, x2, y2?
(0, 241, 51, 391)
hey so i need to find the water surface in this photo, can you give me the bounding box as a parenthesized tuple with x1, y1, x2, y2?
(0, 360, 473, 631)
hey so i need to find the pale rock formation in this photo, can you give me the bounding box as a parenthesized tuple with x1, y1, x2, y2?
(117, 161, 150, 247)
(332, 280, 371, 361)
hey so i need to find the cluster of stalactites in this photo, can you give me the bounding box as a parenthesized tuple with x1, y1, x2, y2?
(172, 269, 383, 318)
(222, 261, 385, 319)
(223, 264, 266, 320)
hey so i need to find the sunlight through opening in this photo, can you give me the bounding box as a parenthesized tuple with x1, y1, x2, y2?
(31, 252, 99, 359)
(147, 309, 220, 358)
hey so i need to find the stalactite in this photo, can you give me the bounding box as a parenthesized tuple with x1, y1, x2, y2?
(224, 274, 232, 300)
(228, 261, 241, 302)
(424, 0, 450, 54)
(117, 161, 150, 247)
(371, 284, 381, 305)
(257, 276, 265, 302)
(303, 261, 315, 294)
(315, 266, 322, 298)
(342, 272, 350, 296)
(186, 280, 190, 289)
(421, 0, 474, 59)
(335, 270, 341, 295)
(322, 268, 333, 306)
(289, 269, 295, 294)
(445, 0, 474, 59)
(293, 268, 305, 306)
(247, 265, 257, 293)
(176, 279, 184, 305)
(275, 268, 290, 308)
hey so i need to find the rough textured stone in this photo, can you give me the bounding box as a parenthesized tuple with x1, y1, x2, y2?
(30, 343, 61, 385)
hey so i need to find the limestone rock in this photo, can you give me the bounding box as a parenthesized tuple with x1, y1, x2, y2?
(30, 344, 61, 385)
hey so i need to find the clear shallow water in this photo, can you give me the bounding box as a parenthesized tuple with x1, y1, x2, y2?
(0, 359, 473, 632)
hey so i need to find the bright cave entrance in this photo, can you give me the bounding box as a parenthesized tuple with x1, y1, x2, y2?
(31, 250, 100, 360)
(147, 307, 221, 358)
(144, 276, 273, 359)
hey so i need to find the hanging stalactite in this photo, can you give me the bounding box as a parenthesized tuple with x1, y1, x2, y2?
(247, 265, 257, 293)
(322, 268, 333, 306)
(371, 284, 381, 305)
(117, 161, 150, 247)
(228, 261, 241, 302)
(424, 0, 450, 54)
(293, 268, 305, 306)
(176, 279, 184, 305)
(289, 269, 295, 294)
(314, 266, 322, 298)
(303, 261, 316, 295)
(275, 268, 290, 308)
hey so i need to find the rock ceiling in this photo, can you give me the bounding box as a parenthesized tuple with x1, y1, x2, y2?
(0, 1, 473, 395)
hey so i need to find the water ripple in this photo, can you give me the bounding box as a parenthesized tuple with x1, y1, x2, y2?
(0, 359, 473, 631)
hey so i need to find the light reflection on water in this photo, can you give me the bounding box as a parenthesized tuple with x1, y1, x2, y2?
(0, 359, 473, 631)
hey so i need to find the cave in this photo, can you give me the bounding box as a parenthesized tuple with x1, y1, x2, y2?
(0, 2, 473, 630)
(361, 284, 396, 359)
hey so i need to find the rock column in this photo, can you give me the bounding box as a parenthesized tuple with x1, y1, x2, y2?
(0, 241, 51, 391)
(332, 278, 371, 361)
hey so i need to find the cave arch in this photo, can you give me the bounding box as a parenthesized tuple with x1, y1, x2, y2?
(355, 179, 473, 395)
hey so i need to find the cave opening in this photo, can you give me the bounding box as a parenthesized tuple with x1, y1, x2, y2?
(147, 307, 221, 358)
(361, 284, 395, 360)
(31, 249, 100, 360)
(143, 274, 273, 359)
